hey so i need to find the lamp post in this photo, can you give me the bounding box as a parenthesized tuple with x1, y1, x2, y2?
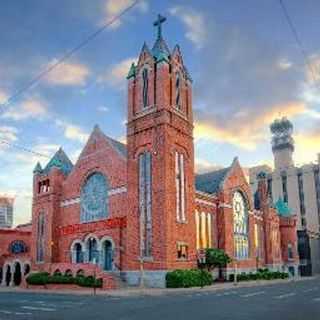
(92, 256, 97, 296)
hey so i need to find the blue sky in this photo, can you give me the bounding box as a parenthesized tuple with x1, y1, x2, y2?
(1, 0, 320, 225)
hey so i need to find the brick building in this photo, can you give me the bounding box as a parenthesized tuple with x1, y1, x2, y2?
(0, 196, 14, 228)
(0, 16, 299, 289)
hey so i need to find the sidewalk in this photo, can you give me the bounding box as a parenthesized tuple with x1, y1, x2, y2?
(0, 276, 317, 297)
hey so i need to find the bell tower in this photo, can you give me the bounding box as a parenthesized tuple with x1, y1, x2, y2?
(125, 15, 196, 286)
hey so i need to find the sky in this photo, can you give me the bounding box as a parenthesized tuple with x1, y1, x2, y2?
(1, 0, 320, 225)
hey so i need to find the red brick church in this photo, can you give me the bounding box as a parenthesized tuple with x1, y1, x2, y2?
(0, 15, 299, 289)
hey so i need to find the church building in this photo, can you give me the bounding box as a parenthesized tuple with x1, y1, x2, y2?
(0, 16, 299, 289)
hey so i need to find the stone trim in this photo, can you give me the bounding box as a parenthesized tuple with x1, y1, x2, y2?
(195, 198, 216, 207)
(60, 186, 127, 208)
(218, 203, 232, 209)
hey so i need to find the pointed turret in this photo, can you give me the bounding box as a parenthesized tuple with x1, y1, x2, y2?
(33, 162, 43, 175)
(127, 62, 136, 79)
(151, 15, 170, 62)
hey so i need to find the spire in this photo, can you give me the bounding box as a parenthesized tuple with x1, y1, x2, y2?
(127, 62, 136, 79)
(151, 14, 170, 63)
(43, 148, 73, 176)
(33, 162, 43, 175)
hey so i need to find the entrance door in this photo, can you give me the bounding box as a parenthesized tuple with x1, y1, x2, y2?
(103, 241, 113, 271)
(13, 263, 22, 286)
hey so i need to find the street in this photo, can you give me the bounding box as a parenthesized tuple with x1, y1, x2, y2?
(0, 279, 319, 320)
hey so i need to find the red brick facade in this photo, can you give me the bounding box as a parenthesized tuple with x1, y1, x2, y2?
(0, 18, 299, 289)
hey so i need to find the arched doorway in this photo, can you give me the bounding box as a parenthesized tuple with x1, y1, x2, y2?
(13, 262, 22, 286)
(5, 265, 11, 286)
(75, 243, 83, 263)
(87, 237, 98, 263)
(102, 240, 113, 271)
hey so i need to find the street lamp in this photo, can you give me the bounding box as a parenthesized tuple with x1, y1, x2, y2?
(92, 256, 97, 296)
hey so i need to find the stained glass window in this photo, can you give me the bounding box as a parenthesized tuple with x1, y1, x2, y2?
(10, 241, 27, 254)
(175, 72, 181, 109)
(80, 172, 108, 223)
(36, 212, 45, 262)
(233, 191, 249, 260)
(139, 152, 152, 257)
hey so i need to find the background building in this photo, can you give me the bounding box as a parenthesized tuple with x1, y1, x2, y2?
(0, 196, 14, 229)
(250, 117, 320, 275)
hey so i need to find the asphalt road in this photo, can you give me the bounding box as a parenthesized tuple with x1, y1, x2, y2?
(0, 279, 319, 320)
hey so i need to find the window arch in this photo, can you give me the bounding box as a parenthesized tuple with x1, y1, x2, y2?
(36, 211, 45, 262)
(142, 68, 148, 108)
(80, 172, 108, 223)
(233, 191, 249, 259)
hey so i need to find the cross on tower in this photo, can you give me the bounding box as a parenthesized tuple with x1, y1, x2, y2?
(153, 14, 166, 39)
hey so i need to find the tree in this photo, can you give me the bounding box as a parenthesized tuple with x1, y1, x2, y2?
(199, 248, 231, 272)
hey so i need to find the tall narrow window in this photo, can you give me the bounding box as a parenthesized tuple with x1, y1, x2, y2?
(36, 212, 45, 262)
(233, 191, 249, 260)
(139, 152, 152, 257)
(142, 69, 148, 108)
(175, 152, 186, 222)
(267, 177, 273, 201)
(298, 171, 306, 228)
(175, 72, 181, 109)
(281, 173, 288, 203)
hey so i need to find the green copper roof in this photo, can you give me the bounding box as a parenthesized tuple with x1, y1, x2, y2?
(126, 62, 136, 79)
(275, 198, 293, 217)
(155, 50, 170, 63)
(33, 162, 43, 174)
(43, 148, 73, 176)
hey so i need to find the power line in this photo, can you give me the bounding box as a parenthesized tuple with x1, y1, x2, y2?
(0, 0, 141, 111)
(0, 138, 50, 158)
(278, 0, 318, 83)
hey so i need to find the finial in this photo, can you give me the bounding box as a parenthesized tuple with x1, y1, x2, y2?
(153, 14, 166, 39)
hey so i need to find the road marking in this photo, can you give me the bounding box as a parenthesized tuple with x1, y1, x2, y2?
(21, 306, 56, 312)
(0, 310, 12, 314)
(240, 291, 265, 298)
(15, 312, 32, 316)
(303, 288, 318, 293)
(274, 292, 296, 299)
(312, 297, 320, 302)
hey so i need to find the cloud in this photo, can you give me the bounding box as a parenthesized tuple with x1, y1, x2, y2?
(306, 54, 320, 83)
(0, 126, 18, 152)
(55, 119, 89, 143)
(45, 59, 90, 86)
(2, 97, 48, 121)
(103, 0, 148, 29)
(195, 158, 223, 174)
(98, 57, 136, 88)
(97, 105, 110, 112)
(195, 102, 306, 150)
(0, 89, 8, 104)
(294, 129, 320, 165)
(277, 58, 292, 71)
(169, 6, 207, 49)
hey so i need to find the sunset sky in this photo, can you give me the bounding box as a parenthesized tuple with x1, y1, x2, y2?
(1, 0, 320, 225)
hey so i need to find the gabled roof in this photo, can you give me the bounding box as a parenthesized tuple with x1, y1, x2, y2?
(43, 148, 74, 176)
(195, 167, 230, 194)
(104, 134, 127, 158)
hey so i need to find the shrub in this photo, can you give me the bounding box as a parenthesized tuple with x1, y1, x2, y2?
(26, 272, 49, 285)
(234, 269, 289, 282)
(166, 269, 213, 288)
(26, 272, 102, 288)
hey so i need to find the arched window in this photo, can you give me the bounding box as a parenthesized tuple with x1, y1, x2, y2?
(175, 72, 181, 109)
(72, 242, 84, 263)
(36, 211, 45, 262)
(142, 68, 148, 108)
(138, 151, 152, 257)
(233, 191, 249, 260)
(80, 172, 108, 223)
(9, 241, 27, 254)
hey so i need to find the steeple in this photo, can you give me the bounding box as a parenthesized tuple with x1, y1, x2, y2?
(33, 162, 43, 175)
(151, 14, 170, 62)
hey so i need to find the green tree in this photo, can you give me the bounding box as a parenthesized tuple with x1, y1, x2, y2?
(199, 248, 231, 272)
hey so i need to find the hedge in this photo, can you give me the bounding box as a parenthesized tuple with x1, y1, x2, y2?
(229, 269, 289, 282)
(26, 272, 103, 288)
(166, 269, 213, 288)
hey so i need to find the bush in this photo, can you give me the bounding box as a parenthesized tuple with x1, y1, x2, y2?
(26, 272, 49, 285)
(26, 272, 102, 288)
(235, 269, 289, 282)
(166, 269, 213, 288)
